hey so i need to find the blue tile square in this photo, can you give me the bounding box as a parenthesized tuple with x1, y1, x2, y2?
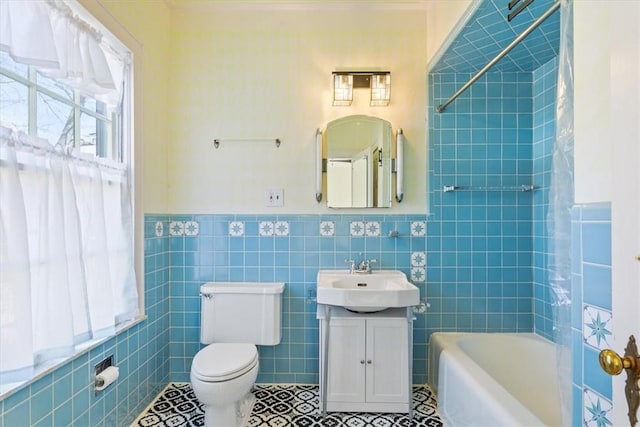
(584, 345, 612, 399)
(582, 222, 611, 265)
(582, 263, 612, 310)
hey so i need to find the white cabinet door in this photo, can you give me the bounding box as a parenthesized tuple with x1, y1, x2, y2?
(326, 318, 366, 403)
(365, 318, 409, 403)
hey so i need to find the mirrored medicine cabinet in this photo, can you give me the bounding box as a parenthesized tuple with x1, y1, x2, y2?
(324, 115, 398, 208)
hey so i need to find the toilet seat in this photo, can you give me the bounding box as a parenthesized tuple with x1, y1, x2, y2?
(191, 343, 258, 382)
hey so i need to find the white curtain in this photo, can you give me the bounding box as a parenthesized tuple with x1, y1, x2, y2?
(0, 0, 121, 103)
(0, 127, 138, 382)
(0, 0, 136, 383)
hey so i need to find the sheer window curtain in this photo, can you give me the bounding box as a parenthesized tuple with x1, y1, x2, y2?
(0, 0, 137, 383)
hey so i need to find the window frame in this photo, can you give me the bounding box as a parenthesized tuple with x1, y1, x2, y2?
(0, 60, 119, 161)
(0, 0, 145, 400)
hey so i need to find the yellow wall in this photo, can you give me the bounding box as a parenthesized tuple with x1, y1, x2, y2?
(425, 0, 474, 66)
(168, 4, 428, 214)
(92, 0, 172, 214)
(83, 1, 472, 215)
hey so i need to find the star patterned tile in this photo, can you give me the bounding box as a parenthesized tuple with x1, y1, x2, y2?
(410, 221, 427, 237)
(583, 305, 612, 350)
(229, 221, 245, 237)
(411, 252, 426, 267)
(319, 221, 335, 237)
(364, 221, 381, 237)
(583, 388, 612, 427)
(411, 267, 426, 283)
(169, 221, 184, 236)
(349, 221, 365, 237)
(274, 221, 290, 236)
(183, 221, 199, 237)
(259, 221, 275, 236)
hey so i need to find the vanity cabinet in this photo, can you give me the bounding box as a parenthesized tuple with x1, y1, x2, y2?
(318, 307, 411, 413)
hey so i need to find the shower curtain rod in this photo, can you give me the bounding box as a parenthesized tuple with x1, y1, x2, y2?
(435, 0, 560, 113)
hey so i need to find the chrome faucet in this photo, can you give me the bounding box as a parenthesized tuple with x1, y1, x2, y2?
(345, 255, 377, 274)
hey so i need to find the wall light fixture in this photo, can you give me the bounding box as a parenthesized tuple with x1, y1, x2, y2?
(332, 71, 391, 106)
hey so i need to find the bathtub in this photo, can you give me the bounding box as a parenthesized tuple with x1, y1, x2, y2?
(429, 333, 562, 427)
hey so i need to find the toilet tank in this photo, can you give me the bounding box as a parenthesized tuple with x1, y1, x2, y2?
(199, 282, 284, 345)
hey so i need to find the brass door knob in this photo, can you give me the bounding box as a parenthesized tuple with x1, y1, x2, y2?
(598, 336, 640, 427)
(599, 348, 634, 375)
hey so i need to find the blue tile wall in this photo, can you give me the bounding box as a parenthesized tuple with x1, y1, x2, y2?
(428, 71, 535, 339)
(427, 63, 559, 379)
(0, 216, 171, 427)
(571, 203, 613, 426)
(166, 214, 429, 385)
(430, 0, 559, 73)
(532, 57, 559, 340)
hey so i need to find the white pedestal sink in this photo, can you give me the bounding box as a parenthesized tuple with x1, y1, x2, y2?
(316, 270, 419, 312)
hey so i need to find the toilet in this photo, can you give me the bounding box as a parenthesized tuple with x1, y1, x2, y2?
(190, 282, 284, 427)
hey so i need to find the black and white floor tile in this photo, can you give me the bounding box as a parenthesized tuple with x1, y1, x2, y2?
(133, 383, 444, 427)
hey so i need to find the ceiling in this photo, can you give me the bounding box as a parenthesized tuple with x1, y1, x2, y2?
(430, 0, 560, 73)
(166, 0, 428, 10)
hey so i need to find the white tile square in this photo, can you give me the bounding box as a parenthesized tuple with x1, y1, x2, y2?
(184, 221, 199, 236)
(274, 221, 290, 236)
(364, 221, 381, 237)
(411, 221, 427, 237)
(319, 221, 335, 237)
(583, 305, 613, 350)
(350, 221, 365, 236)
(411, 252, 426, 267)
(259, 221, 275, 236)
(169, 221, 184, 236)
(583, 388, 612, 427)
(229, 221, 245, 237)
(411, 267, 426, 283)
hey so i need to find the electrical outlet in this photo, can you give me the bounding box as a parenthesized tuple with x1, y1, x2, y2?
(265, 188, 284, 207)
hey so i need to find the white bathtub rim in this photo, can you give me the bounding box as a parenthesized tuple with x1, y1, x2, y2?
(430, 332, 562, 427)
(438, 349, 547, 427)
(428, 332, 552, 391)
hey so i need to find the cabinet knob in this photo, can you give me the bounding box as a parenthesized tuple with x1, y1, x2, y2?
(360, 360, 365, 364)
(367, 360, 372, 364)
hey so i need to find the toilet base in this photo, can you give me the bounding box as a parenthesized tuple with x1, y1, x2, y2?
(203, 391, 256, 427)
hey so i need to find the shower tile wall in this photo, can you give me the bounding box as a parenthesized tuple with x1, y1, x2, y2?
(166, 214, 429, 384)
(427, 71, 536, 338)
(427, 59, 559, 357)
(0, 215, 171, 427)
(532, 57, 559, 340)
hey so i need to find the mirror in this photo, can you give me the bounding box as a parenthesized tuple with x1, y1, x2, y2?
(326, 115, 392, 208)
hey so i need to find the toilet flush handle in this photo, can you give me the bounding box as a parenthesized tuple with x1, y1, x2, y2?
(200, 292, 213, 299)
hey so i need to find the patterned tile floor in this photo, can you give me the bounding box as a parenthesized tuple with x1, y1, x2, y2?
(133, 383, 444, 427)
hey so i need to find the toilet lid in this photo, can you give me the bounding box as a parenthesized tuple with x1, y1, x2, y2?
(191, 343, 258, 382)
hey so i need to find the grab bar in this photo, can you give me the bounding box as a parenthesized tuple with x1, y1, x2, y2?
(213, 137, 281, 148)
(443, 185, 537, 192)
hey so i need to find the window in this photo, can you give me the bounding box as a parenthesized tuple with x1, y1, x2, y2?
(0, 53, 121, 160)
(0, 0, 138, 389)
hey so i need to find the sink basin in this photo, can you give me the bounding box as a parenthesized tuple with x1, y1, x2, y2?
(316, 270, 420, 312)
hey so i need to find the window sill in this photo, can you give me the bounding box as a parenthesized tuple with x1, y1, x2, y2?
(0, 315, 147, 401)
